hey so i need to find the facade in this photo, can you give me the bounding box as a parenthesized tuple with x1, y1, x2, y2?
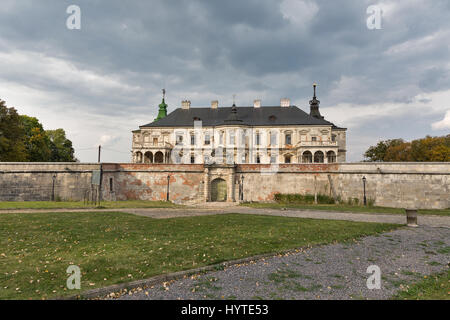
(131, 85, 347, 165)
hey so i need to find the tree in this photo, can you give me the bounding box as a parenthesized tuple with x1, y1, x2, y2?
(0, 100, 27, 161)
(410, 135, 450, 162)
(47, 129, 77, 162)
(1, 99, 77, 162)
(364, 135, 450, 162)
(20, 115, 52, 162)
(363, 139, 405, 162)
(384, 142, 413, 162)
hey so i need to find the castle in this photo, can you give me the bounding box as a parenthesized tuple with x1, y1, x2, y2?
(131, 85, 347, 165)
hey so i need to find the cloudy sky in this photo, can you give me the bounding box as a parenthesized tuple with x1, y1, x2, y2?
(1, 0, 449, 162)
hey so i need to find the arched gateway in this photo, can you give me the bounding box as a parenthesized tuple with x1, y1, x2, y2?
(210, 178, 227, 202)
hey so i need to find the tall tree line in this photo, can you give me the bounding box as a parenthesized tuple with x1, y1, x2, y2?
(0, 99, 77, 162)
(364, 135, 450, 162)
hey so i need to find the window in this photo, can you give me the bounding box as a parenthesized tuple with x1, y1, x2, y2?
(270, 132, 277, 145)
(311, 136, 317, 142)
(270, 155, 277, 163)
(229, 131, 235, 145)
(176, 135, 183, 145)
(190, 155, 195, 164)
(255, 133, 260, 146)
(285, 155, 291, 163)
(285, 134, 292, 145)
(190, 134, 195, 145)
(331, 135, 336, 142)
(256, 155, 261, 164)
(205, 133, 211, 145)
(153, 137, 158, 145)
(219, 132, 224, 145)
(109, 178, 114, 192)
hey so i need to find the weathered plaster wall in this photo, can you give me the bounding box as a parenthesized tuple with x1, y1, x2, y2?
(0, 162, 449, 209)
(100, 163, 204, 203)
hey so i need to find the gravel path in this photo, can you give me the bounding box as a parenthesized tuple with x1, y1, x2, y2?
(115, 226, 450, 300)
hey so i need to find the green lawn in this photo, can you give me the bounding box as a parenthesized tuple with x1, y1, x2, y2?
(0, 212, 399, 300)
(393, 269, 450, 300)
(0, 200, 181, 210)
(241, 202, 450, 217)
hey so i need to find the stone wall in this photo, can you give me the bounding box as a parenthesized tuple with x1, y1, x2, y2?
(0, 163, 100, 201)
(101, 163, 205, 203)
(237, 163, 450, 209)
(0, 162, 448, 209)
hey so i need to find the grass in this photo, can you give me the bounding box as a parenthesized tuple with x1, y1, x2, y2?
(0, 212, 399, 300)
(0, 200, 181, 210)
(241, 202, 450, 217)
(392, 269, 450, 300)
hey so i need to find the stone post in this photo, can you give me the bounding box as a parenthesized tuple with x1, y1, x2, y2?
(405, 209, 418, 227)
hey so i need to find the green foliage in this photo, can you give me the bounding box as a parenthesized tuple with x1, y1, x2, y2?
(364, 139, 405, 162)
(392, 269, 450, 300)
(47, 129, 76, 162)
(20, 115, 52, 162)
(364, 135, 450, 162)
(0, 99, 76, 162)
(0, 100, 27, 161)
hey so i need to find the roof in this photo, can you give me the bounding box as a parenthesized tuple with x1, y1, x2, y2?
(140, 106, 344, 129)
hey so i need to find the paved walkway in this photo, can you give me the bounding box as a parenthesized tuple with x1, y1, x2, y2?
(115, 225, 450, 300)
(2, 205, 449, 228)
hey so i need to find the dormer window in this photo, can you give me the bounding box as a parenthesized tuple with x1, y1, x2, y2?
(269, 115, 277, 122)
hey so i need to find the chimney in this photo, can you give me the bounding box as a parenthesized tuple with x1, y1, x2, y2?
(280, 98, 290, 107)
(211, 100, 218, 109)
(253, 99, 261, 108)
(181, 100, 191, 110)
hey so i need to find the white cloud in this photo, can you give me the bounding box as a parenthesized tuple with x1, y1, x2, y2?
(280, 0, 319, 26)
(0, 49, 142, 96)
(323, 88, 450, 129)
(383, 31, 449, 56)
(432, 110, 450, 130)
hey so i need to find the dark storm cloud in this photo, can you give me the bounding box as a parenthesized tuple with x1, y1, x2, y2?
(0, 0, 449, 161)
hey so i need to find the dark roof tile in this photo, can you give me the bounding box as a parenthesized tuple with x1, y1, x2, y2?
(140, 106, 343, 128)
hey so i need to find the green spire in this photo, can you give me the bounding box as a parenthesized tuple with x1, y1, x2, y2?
(155, 89, 168, 121)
